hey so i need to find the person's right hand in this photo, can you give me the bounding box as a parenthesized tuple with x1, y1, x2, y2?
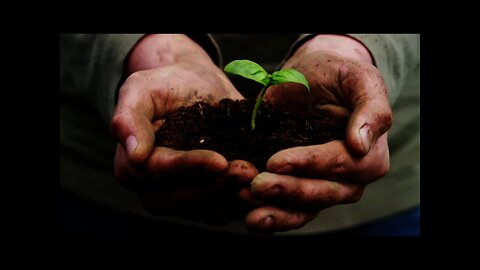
(111, 34, 259, 224)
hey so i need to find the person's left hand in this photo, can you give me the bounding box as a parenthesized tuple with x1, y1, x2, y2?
(243, 35, 392, 234)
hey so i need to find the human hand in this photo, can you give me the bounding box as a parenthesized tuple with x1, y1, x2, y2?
(245, 34, 392, 233)
(111, 34, 258, 224)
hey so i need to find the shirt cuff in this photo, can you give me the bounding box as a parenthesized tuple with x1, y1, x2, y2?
(276, 34, 317, 70)
(92, 34, 145, 124)
(277, 34, 380, 69)
(347, 34, 420, 105)
(276, 34, 420, 105)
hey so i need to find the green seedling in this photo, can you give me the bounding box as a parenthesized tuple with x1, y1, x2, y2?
(224, 59, 310, 130)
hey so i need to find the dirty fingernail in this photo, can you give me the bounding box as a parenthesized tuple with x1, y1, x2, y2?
(126, 135, 138, 156)
(251, 172, 270, 186)
(275, 164, 294, 174)
(359, 124, 373, 154)
(267, 156, 287, 172)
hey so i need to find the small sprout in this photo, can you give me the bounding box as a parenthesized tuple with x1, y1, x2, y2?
(224, 59, 310, 130)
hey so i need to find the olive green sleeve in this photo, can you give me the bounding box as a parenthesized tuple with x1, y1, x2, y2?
(187, 34, 222, 67)
(276, 34, 315, 70)
(60, 34, 145, 124)
(348, 34, 420, 105)
(60, 34, 221, 125)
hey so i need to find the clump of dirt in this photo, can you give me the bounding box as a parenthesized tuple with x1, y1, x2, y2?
(155, 98, 346, 171)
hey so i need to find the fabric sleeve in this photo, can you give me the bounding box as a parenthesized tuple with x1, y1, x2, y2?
(60, 34, 222, 125)
(60, 34, 144, 124)
(348, 34, 420, 105)
(187, 34, 222, 67)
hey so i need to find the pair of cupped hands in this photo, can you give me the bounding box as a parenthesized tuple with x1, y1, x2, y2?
(111, 34, 392, 234)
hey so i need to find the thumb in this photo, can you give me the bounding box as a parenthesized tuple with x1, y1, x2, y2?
(111, 110, 155, 166)
(111, 76, 156, 166)
(343, 65, 393, 156)
(346, 100, 392, 157)
(112, 110, 155, 165)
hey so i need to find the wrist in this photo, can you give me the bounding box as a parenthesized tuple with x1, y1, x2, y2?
(126, 34, 216, 75)
(289, 34, 373, 65)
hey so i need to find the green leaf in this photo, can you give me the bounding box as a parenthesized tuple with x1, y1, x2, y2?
(271, 69, 310, 92)
(224, 60, 270, 86)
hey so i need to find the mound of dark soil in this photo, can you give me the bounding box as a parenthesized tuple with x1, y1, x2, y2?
(155, 99, 346, 171)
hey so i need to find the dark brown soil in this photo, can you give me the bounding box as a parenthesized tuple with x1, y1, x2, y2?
(155, 99, 347, 171)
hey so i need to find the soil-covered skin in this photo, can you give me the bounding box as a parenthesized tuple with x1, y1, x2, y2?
(155, 98, 347, 171)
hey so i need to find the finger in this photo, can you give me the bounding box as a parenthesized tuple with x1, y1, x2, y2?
(146, 147, 228, 182)
(111, 72, 156, 166)
(238, 187, 266, 208)
(117, 146, 228, 191)
(266, 134, 389, 183)
(250, 172, 364, 209)
(114, 143, 141, 189)
(212, 160, 260, 212)
(218, 160, 259, 188)
(343, 68, 392, 156)
(245, 206, 318, 233)
(210, 160, 260, 216)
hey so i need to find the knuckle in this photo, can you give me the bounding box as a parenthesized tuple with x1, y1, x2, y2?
(372, 151, 390, 180)
(146, 156, 162, 174)
(330, 153, 348, 176)
(377, 162, 390, 179)
(110, 113, 124, 134)
(320, 182, 339, 206)
(380, 110, 393, 131)
(378, 159, 390, 178)
(288, 183, 306, 201)
(290, 212, 308, 229)
(299, 147, 325, 171)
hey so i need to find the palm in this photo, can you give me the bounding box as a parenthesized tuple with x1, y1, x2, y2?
(113, 62, 256, 225)
(264, 52, 358, 119)
(154, 63, 242, 119)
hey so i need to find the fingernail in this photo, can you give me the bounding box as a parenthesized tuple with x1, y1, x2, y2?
(359, 124, 373, 154)
(267, 156, 294, 173)
(275, 164, 294, 174)
(263, 216, 274, 227)
(251, 172, 270, 186)
(126, 135, 138, 156)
